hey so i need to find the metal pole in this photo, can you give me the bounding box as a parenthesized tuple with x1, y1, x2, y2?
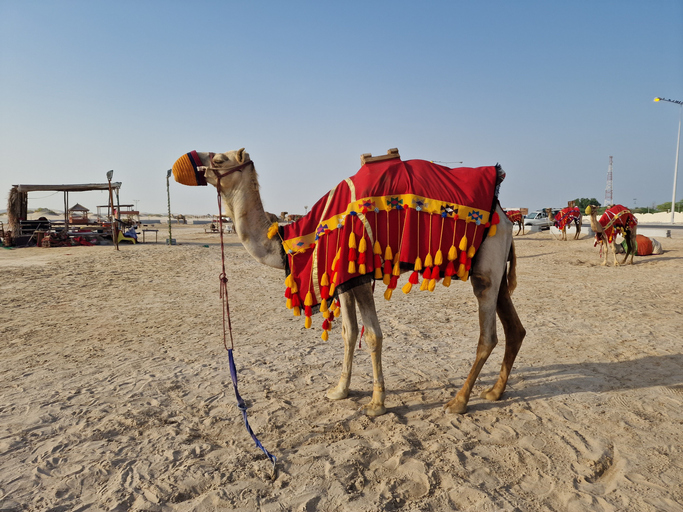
(654, 97, 683, 223)
(107, 170, 118, 251)
(671, 105, 681, 223)
(166, 169, 173, 245)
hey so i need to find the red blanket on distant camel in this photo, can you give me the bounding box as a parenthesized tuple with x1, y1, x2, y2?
(598, 204, 637, 243)
(505, 210, 522, 223)
(554, 206, 581, 230)
(276, 157, 504, 338)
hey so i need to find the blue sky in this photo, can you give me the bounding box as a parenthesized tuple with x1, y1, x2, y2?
(1, 1, 682, 216)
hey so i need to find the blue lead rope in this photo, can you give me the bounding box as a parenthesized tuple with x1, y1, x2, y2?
(228, 349, 277, 469)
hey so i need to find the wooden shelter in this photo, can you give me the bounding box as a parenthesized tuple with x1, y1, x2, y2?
(7, 182, 122, 236)
(68, 203, 90, 224)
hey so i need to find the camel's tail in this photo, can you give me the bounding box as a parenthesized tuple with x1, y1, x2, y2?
(507, 239, 517, 295)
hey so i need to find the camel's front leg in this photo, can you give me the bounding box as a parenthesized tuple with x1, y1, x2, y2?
(353, 283, 386, 416)
(444, 274, 499, 414)
(326, 291, 358, 401)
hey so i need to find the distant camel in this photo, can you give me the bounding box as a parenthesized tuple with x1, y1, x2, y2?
(505, 210, 524, 235)
(547, 206, 582, 240)
(586, 204, 638, 266)
(172, 148, 526, 416)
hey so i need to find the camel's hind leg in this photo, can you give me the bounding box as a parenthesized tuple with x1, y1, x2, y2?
(326, 290, 358, 401)
(354, 283, 386, 416)
(621, 231, 636, 265)
(481, 272, 525, 402)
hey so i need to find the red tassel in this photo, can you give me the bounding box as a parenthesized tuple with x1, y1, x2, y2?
(285, 288, 292, 298)
(358, 252, 366, 265)
(322, 319, 330, 330)
(459, 251, 468, 263)
(431, 267, 440, 280)
(383, 259, 392, 275)
(492, 211, 500, 224)
(423, 266, 432, 279)
(445, 261, 455, 276)
(291, 294, 300, 307)
(348, 247, 357, 261)
(389, 275, 398, 289)
(305, 305, 312, 317)
(409, 271, 419, 284)
(321, 285, 330, 300)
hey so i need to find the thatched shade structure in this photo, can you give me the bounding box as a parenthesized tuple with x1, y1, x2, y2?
(7, 182, 122, 234)
(68, 203, 90, 224)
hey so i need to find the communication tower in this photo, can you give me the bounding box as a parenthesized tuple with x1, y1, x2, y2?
(604, 156, 613, 206)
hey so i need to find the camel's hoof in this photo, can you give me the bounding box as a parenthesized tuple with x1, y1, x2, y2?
(443, 399, 467, 414)
(362, 402, 386, 416)
(481, 387, 502, 401)
(326, 387, 349, 401)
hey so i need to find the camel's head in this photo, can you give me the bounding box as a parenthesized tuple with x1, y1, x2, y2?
(585, 205, 598, 216)
(172, 148, 251, 188)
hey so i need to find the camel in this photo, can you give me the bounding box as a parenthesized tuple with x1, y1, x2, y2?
(505, 209, 524, 235)
(175, 148, 526, 416)
(586, 204, 638, 266)
(546, 206, 582, 240)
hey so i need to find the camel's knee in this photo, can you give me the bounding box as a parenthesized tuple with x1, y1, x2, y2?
(341, 322, 358, 343)
(471, 273, 493, 299)
(362, 330, 383, 353)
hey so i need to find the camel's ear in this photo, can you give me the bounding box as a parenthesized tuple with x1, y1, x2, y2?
(237, 148, 246, 163)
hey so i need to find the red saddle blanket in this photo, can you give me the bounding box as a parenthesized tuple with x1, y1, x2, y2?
(554, 206, 581, 230)
(505, 210, 522, 223)
(598, 204, 637, 243)
(277, 157, 504, 337)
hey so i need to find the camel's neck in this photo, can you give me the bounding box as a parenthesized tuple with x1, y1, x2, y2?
(220, 169, 285, 270)
(588, 213, 603, 233)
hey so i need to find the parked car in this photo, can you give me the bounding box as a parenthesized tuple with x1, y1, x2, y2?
(524, 209, 560, 230)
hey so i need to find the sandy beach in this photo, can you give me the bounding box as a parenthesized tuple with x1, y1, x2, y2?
(1, 225, 682, 511)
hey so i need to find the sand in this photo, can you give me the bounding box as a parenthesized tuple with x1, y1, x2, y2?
(1, 226, 682, 511)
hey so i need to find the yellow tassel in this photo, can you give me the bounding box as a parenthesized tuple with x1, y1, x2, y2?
(443, 276, 452, 287)
(373, 240, 382, 255)
(458, 263, 466, 277)
(425, 253, 433, 268)
(383, 273, 391, 286)
(374, 267, 383, 279)
(334, 307, 340, 318)
(349, 232, 357, 249)
(321, 272, 330, 286)
(293, 306, 301, 317)
(392, 260, 400, 277)
(359, 264, 366, 274)
(385, 246, 393, 261)
(428, 279, 436, 292)
(467, 246, 476, 259)
(305, 316, 312, 329)
(290, 280, 298, 294)
(461, 270, 469, 281)
(359, 237, 367, 253)
(329, 281, 336, 297)
(459, 235, 468, 251)
(414, 256, 423, 271)
(402, 282, 412, 294)
(285, 274, 294, 288)
(331, 249, 341, 269)
(434, 249, 443, 266)
(304, 291, 313, 306)
(348, 261, 356, 274)
(322, 310, 330, 319)
(286, 298, 292, 309)
(267, 222, 279, 239)
(384, 288, 393, 300)
(448, 245, 457, 261)
(419, 278, 429, 291)
(321, 331, 329, 341)
(320, 299, 328, 312)
(489, 224, 497, 237)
